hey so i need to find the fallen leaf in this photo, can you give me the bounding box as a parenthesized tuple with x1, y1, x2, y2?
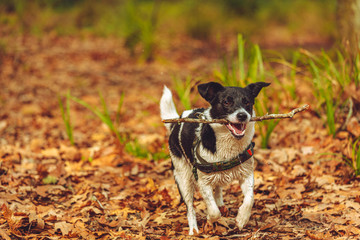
(0, 229, 11, 240)
(29, 210, 45, 230)
(54, 221, 73, 236)
(41, 148, 60, 159)
(291, 165, 307, 176)
(301, 146, 314, 155)
(347, 117, 360, 137)
(315, 175, 335, 187)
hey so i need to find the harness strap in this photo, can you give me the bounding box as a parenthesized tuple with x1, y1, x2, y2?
(192, 141, 255, 176)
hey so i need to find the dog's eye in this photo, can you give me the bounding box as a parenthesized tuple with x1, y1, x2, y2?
(242, 97, 250, 105)
(223, 97, 233, 106)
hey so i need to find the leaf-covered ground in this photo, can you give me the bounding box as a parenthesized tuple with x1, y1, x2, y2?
(1, 35, 360, 239)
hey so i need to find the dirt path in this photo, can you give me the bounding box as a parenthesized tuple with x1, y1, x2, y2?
(1, 35, 360, 239)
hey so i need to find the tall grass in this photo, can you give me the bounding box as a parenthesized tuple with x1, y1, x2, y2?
(172, 75, 200, 111)
(69, 91, 124, 146)
(58, 91, 75, 145)
(343, 137, 360, 176)
(123, 0, 160, 61)
(215, 34, 278, 148)
(69, 91, 167, 160)
(300, 49, 359, 137)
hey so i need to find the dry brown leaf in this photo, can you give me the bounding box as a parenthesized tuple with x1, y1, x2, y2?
(41, 148, 60, 159)
(28, 210, 45, 230)
(314, 175, 335, 187)
(301, 212, 326, 224)
(0, 229, 11, 240)
(347, 117, 360, 137)
(291, 165, 307, 176)
(276, 184, 305, 199)
(1, 204, 22, 235)
(54, 221, 73, 236)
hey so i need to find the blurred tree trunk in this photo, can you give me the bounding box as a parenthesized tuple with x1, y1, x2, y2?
(337, 0, 360, 51)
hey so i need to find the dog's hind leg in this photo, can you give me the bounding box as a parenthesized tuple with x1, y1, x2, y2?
(214, 186, 229, 216)
(235, 171, 254, 230)
(173, 168, 199, 235)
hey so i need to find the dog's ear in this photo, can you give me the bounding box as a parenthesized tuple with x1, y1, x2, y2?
(246, 82, 271, 98)
(198, 82, 225, 103)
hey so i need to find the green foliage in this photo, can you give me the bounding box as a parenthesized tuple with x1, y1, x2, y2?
(355, 54, 360, 87)
(69, 91, 124, 145)
(69, 91, 166, 160)
(215, 34, 278, 148)
(289, 51, 300, 100)
(0, 0, 336, 43)
(58, 91, 74, 145)
(125, 140, 169, 161)
(172, 75, 200, 111)
(300, 49, 359, 137)
(308, 57, 336, 137)
(123, 0, 160, 61)
(125, 140, 149, 159)
(42, 175, 58, 185)
(116, 92, 125, 126)
(343, 138, 360, 176)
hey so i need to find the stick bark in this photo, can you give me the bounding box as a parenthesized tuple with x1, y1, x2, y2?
(162, 104, 309, 124)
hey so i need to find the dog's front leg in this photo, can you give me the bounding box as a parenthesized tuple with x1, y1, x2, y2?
(198, 182, 221, 223)
(214, 186, 224, 207)
(236, 171, 254, 229)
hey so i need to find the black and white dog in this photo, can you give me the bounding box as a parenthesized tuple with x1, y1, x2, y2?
(160, 81, 270, 235)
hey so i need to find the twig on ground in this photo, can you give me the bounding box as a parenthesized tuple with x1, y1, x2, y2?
(162, 104, 309, 124)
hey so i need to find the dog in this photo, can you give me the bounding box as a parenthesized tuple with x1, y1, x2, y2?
(160, 81, 270, 235)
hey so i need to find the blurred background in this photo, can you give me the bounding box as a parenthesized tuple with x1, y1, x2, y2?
(0, 0, 351, 58)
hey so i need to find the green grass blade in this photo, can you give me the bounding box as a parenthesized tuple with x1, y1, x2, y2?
(289, 51, 300, 99)
(237, 34, 245, 83)
(247, 47, 258, 83)
(98, 91, 111, 119)
(254, 44, 264, 81)
(116, 91, 125, 125)
(355, 54, 360, 86)
(69, 94, 121, 141)
(58, 92, 74, 145)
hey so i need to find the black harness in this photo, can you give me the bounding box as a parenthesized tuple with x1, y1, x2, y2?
(191, 140, 255, 181)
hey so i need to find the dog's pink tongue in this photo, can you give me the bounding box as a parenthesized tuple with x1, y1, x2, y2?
(227, 123, 246, 135)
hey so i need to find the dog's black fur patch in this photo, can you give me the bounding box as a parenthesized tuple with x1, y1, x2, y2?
(201, 124, 217, 154)
(169, 123, 182, 158)
(169, 108, 205, 162)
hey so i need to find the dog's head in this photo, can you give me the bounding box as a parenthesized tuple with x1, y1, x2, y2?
(198, 82, 270, 139)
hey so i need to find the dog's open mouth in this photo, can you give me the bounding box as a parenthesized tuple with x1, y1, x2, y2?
(226, 122, 247, 138)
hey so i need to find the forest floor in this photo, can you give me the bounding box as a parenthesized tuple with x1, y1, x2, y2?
(1, 34, 360, 240)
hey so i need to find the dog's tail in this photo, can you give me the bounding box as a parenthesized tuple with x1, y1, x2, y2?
(160, 86, 179, 132)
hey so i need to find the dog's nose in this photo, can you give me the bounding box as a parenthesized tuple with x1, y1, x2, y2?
(237, 112, 248, 122)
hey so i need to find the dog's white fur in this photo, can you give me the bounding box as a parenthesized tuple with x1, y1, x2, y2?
(160, 86, 255, 235)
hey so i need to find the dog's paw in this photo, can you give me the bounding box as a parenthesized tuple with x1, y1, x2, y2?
(207, 207, 221, 223)
(235, 210, 251, 230)
(235, 203, 252, 229)
(188, 224, 199, 235)
(235, 217, 248, 230)
(219, 206, 229, 217)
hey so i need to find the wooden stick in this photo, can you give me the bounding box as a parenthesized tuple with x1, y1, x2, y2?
(162, 104, 309, 124)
